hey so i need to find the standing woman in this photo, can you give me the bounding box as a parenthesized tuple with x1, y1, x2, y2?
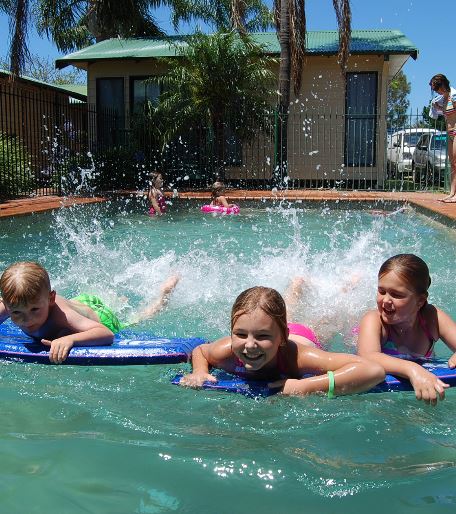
(429, 74, 456, 202)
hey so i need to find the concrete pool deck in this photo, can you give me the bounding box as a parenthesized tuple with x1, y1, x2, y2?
(2, 191, 456, 223)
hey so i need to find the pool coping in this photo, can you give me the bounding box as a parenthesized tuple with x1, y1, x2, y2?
(2, 190, 456, 226)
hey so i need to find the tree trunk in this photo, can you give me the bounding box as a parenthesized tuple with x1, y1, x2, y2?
(276, 0, 290, 185)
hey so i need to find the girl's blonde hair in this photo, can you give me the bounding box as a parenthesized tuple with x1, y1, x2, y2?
(211, 181, 226, 201)
(379, 254, 431, 296)
(0, 261, 51, 306)
(231, 286, 288, 344)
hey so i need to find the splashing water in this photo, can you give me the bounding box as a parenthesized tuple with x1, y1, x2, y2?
(1, 199, 456, 513)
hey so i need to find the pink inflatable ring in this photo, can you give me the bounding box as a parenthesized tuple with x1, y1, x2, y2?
(201, 204, 240, 215)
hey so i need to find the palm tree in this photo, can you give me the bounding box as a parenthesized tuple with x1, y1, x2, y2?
(170, 0, 272, 32)
(272, 0, 351, 181)
(1, 0, 169, 76)
(148, 31, 276, 179)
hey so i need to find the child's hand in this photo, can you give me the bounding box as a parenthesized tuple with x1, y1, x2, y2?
(409, 365, 449, 404)
(448, 352, 456, 369)
(41, 336, 74, 364)
(180, 372, 217, 388)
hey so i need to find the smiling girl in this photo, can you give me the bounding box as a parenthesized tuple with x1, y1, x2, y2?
(181, 286, 384, 396)
(357, 254, 456, 404)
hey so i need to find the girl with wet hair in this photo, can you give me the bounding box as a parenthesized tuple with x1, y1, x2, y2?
(181, 285, 384, 397)
(358, 254, 456, 404)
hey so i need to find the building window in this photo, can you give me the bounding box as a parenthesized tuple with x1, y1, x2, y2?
(96, 78, 125, 146)
(345, 72, 377, 166)
(130, 77, 160, 115)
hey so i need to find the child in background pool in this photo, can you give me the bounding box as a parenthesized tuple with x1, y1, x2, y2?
(0, 262, 179, 364)
(148, 171, 167, 216)
(210, 181, 236, 209)
(181, 285, 385, 396)
(357, 254, 456, 404)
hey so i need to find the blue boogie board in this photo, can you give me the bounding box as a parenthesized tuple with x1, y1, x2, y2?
(0, 324, 204, 366)
(172, 359, 456, 398)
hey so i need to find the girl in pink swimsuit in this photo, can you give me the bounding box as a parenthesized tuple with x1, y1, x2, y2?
(148, 171, 167, 216)
(357, 254, 456, 404)
(181, 286, 384, 397)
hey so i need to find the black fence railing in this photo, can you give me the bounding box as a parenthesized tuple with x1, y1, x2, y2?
(0, 84, 450, 198)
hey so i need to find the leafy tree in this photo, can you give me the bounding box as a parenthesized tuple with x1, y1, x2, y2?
(0, 53, 85, 84)
(147, 31, 276, 177)
(387, 70, 411, 130)
(418, 105, 446, 131)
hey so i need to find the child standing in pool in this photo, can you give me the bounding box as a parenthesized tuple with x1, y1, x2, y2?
(148, 171, 167, 216)
(0, 261, 179, 363)
(357, 254, 456, 404)
(210, 181, 236, 209)
(181, 285, 385, 396)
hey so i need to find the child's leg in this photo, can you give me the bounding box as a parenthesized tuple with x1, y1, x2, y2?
(283, 276, 313, 320)
(134, 275, 180, 323)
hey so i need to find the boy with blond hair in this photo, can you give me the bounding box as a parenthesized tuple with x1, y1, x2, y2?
(0, 261, 178, 363)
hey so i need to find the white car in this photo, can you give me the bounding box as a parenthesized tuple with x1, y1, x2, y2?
(386, 128, 439, 176)
(412, 132, 448, 185)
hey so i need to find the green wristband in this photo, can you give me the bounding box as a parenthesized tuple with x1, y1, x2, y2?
(327, 371, 335, 399)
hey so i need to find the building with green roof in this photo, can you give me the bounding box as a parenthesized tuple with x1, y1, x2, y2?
(55, 30, 418, 186)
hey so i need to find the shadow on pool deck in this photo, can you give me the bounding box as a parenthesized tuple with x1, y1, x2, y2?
(2, 190, 456, 224)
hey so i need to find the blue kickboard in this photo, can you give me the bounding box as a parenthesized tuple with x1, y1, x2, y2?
(0, 324, 204, 365)
(172, 360, 456, 397)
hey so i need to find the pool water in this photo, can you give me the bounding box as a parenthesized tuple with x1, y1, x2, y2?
(1, 198, 456, 513)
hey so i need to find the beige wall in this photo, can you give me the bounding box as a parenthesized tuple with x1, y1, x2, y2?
(227, 55, 389, 184)
(87, 54, 390, 185)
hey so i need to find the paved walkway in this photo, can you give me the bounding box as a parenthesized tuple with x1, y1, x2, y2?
(0, 195, 106, 217)
(2, 190, 456, 222)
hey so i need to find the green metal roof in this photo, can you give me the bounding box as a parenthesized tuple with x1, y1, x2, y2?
(56, 30, 417, 68)
(0, 69, 87, 99)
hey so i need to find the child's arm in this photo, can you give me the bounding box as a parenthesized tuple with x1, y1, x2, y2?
(180, 336, 233, 387)
(358, 310, 448, 404)
(273, 347, 385, 396)
(435, 307, 456, 368)
(42, 325, 114, 364)
(217, 195, 233, 208)
(148, 190, 162, 215)
(0, 299, 10, 324)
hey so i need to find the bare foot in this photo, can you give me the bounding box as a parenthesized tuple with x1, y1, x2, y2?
(340, 272, 362, 293)
(161, 275, 179, 295)
(284, 276, 312, 319)
(438, 194, 456, 203)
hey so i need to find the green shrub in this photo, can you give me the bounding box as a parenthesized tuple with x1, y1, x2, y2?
(383, 179, 418, 192)
(0, 133, 34, 198)
(59, 147, 152, 194)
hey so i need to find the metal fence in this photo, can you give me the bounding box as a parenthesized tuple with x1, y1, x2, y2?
(0, 84, 449, 198)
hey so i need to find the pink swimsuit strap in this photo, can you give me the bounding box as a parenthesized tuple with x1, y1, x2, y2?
(287, 323, 322, 349)
(383, 311, 435, 358)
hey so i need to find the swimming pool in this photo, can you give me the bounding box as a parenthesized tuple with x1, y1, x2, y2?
(1, 198, 456, 513)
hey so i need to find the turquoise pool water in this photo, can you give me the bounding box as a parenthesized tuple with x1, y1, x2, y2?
(1, 199, 456, 513)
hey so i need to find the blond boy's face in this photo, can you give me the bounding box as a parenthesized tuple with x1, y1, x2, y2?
(5, 290, 55, 334)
